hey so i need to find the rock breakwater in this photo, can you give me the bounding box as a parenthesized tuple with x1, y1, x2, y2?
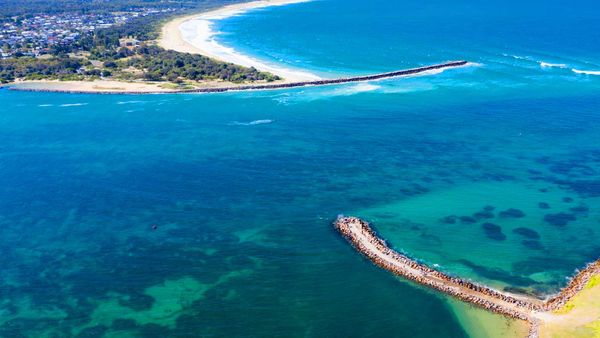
(334, 216, 540, 320)
(334, 216, 600, 337)
(543, 259, 600, 311)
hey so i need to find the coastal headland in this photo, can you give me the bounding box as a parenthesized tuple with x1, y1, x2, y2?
(7, 61, 468, 94)
(334, 216, 600, 338)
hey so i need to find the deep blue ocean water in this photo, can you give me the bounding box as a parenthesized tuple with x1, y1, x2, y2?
(1, 0, 600, 336)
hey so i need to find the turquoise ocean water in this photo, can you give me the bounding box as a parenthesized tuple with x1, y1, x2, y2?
(2, 0, 600, 336)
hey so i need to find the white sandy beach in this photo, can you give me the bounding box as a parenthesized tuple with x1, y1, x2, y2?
(158, 0, 321, 82)
(4, 79, 257, 93)
(4, 80, 175, 93)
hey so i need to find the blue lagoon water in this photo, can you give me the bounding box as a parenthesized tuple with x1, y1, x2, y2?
(2, 0, 600, 336)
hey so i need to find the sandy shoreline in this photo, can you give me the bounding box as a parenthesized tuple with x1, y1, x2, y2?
(3, 80, 177, 93)
(2, 79, 269, 93)
(158, 0, 321, 82)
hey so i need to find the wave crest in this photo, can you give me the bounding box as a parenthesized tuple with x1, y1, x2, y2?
(572, 68, 600, 76)
(539, 62, 567, 69)
(59, 103, 88, 107)
(229, 119, 274, 126)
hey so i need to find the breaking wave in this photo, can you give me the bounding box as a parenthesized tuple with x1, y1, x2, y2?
(326, 83, 382, 96)
(539, 62, 568, 69)
(117, 100, 145, 105)
(59, 103, 88, 107)
(502, 54, 531, 61)
(229, 119, 274, 126)
(572, 68, 600, 76)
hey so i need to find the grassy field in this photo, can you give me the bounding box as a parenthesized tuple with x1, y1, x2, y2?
(539, 275, 600, 337)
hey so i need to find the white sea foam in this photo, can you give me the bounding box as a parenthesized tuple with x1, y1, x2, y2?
(466, 62, 483, 67)
(272, 82, 383, 104)
(501, 54, 572, 71)
(380, 83, 436, 94)
(512, 55, 528, 60)
(502, 54, 532, 61)
(178, 0, 321, 82)
(117, 100, 144, 105)
(229, 119, 274, 126)
(327, 83, 382, 96)
(539, 61, 568, 69)
(273, 76, 449, 103)
(572, 68, 600, 75)
(402, 67, 444, 78)
(419, 69, 445, 76)
(38, 104, 53, 107)
(397, 62, 474, 79)
(59, 103, 88, 107)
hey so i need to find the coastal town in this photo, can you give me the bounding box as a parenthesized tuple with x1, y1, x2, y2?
(0, 0, 278, 87)
(0, 8, 174, 58)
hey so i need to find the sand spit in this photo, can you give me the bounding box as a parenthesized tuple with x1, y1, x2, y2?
(8, 61, 468, 95)
(334, 216, 600, 338)
(3, 80, 178, 93)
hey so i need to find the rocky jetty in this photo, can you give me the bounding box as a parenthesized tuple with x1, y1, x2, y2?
(543, 259, 600, 311)
(334, 216, 600, 337)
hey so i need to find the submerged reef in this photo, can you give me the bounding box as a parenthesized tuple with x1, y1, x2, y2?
(499, 208, 526, 218)
(482, 222, 506, 241)
(544, 213, 576, 227)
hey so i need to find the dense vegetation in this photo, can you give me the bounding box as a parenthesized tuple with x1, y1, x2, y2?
(0, 46, 278, 84)
(0, 0, 282, 85)
(0, 57, 90, 82)
(128, 46, 278, 82)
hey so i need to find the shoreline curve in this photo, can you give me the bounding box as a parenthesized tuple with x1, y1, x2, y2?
(158, 0, 320, 82)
